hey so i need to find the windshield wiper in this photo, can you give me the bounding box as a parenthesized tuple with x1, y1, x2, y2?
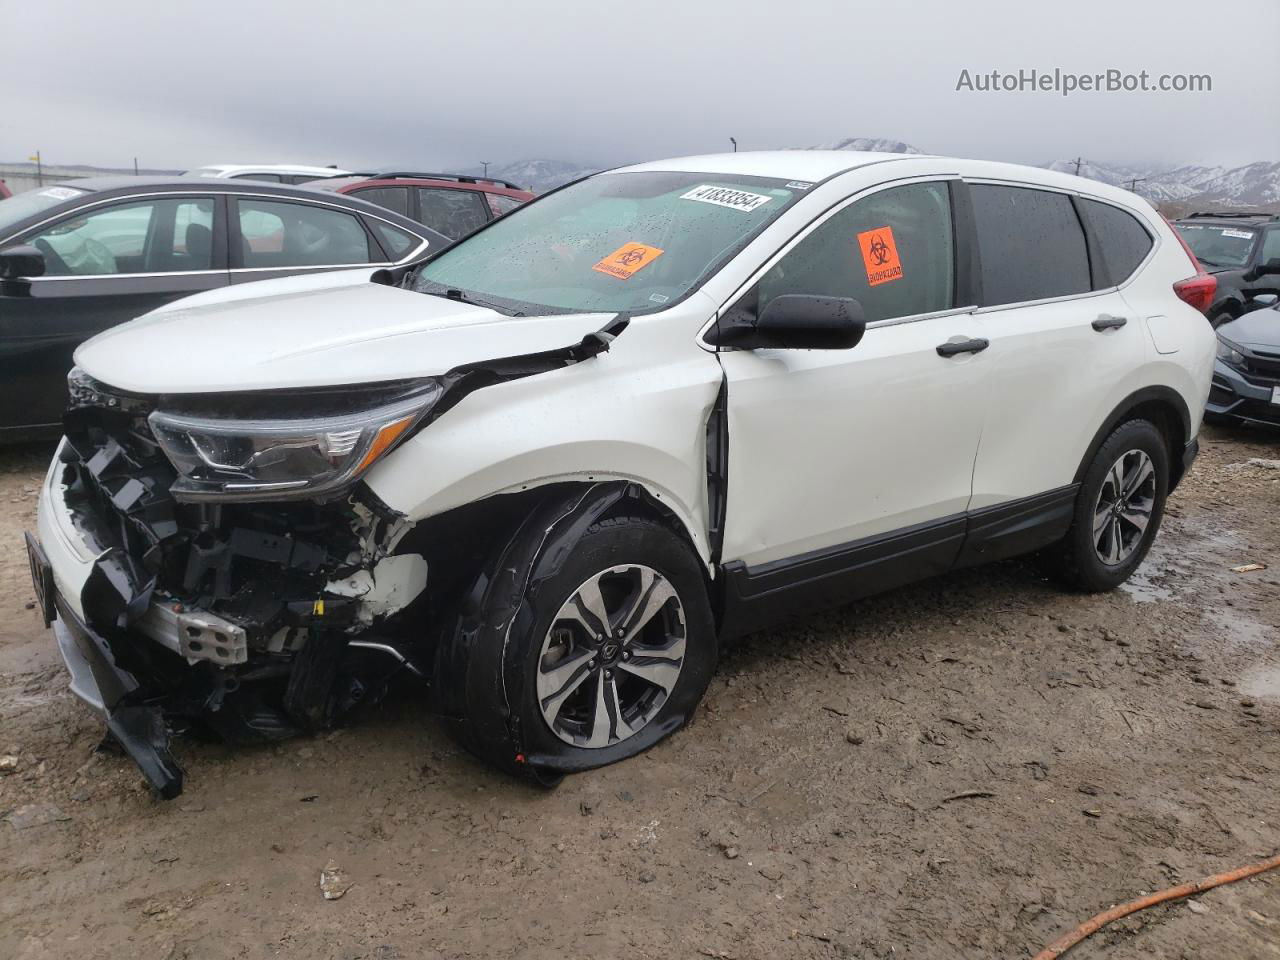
(418, 285, 524, 317)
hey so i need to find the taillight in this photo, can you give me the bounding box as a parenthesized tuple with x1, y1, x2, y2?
(1173, 273, 1217, 314)
(1165, 216, 1217, 315)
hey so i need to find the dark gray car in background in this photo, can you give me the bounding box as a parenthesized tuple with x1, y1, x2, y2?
(0, 179, 447, 441)
(1210, 300, 1280, 427)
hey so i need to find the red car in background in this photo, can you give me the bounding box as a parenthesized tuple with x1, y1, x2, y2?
(309, 171, 534, 241)
(0, 180, 11, 200)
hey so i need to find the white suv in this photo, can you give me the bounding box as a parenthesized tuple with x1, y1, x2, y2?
(184, 163, 351, 184)
(30, 151, 1216, 795)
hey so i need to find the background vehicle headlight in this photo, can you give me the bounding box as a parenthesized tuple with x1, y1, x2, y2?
(149, 382, 442, 501)
(1215, 336, 1246, 367)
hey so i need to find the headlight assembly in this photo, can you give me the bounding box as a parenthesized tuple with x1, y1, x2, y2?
(1215, 335, 1246, 367)
(149, 381, 443, 501)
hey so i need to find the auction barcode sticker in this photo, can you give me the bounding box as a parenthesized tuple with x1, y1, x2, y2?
(681, 185, 773, 213)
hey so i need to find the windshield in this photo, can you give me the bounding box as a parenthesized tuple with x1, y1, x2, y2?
(0, 185, 90, 239)
(413, 171, 805, 314)
(1175, 223, 1258, 268)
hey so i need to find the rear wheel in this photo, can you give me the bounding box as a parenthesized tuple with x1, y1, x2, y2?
(1050, 419, 1169, 591)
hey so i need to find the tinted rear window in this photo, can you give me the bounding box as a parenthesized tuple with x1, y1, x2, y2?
(1081, 199, 1152, 287)
(354, 186, 410, 217)
(971, 184, 1091, 306)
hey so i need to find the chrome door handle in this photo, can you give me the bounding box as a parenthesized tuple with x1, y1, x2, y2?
(1092, 314, 1128, 331)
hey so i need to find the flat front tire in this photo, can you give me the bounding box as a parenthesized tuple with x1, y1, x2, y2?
(441, 509, 716, 782)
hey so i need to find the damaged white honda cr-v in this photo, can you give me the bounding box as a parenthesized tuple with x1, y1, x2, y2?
(30, 151, 1216, 796)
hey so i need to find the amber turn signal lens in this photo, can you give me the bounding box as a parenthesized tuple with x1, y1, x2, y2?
(355, 416, 415, 473)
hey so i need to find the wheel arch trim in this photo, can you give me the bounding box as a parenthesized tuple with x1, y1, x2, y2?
(1072, 385, 1192, 490)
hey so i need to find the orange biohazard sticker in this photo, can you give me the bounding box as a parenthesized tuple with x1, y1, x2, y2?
(592, 242, 665, 280)
(856, 226, 903, 286)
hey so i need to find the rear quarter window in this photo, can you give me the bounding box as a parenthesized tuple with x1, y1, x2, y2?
(970, 184, 1091, 306)
(1080, 199, 1153, 287)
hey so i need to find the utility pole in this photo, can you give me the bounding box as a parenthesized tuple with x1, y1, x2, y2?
(1072, 156, 1084, 176)
(480, 161, 490, 177)
(30, 150, 42, 186)
(1124, 176, 1146, 194)
(133, 157, 139, 176)
(729, 137, 737, 153)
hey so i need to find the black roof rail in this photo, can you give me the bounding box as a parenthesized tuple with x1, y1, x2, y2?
(348, 170, 526, 191)
(1185, 211, 1279, 221)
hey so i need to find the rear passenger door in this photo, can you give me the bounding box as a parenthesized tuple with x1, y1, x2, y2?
(964, 183, 1150, 527)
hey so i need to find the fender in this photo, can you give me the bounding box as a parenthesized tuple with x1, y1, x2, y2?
(1072, 385, 1192, 488)
(415, 314, 631, 437)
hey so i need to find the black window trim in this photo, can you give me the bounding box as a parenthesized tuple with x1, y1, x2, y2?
(698, 172, 978, 348)
(963, 177, 1163, 315)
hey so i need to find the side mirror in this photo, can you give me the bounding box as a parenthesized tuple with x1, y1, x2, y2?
(1243, 257, 1280, 283)
(712, 294, 866, 350)
(0, 244, 46, 280)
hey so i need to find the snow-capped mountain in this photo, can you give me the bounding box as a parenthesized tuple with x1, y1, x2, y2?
(802, 137, 924, 155)
(460, 136, 1277, 208)
(1042, 158, 1280, 208)
(464, 158, 600, 193)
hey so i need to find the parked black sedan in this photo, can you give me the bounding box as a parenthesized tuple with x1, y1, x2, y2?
(0, 179, 447, 441)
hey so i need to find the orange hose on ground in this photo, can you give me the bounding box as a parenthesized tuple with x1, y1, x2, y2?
(1033, 852, 1280, 960)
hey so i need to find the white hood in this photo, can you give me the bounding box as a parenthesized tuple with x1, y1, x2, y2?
(75, 273, 617, 395)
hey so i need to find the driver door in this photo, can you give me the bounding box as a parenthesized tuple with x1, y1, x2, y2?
(717, 179, 989, 612)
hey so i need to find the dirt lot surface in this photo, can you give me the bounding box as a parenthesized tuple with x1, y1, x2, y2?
(2, 426, 1278, 960)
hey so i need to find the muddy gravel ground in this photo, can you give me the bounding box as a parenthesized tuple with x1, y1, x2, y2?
(1, 426, 1278, 960)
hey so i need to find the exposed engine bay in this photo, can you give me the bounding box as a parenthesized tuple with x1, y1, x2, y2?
(49, 376, 432, 796)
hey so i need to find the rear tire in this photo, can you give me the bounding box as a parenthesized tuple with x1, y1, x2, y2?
(1049, 419, 1169, 592)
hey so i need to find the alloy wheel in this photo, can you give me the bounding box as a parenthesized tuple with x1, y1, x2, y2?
(1092, 448, 1156, 566)
(535, 564, 686, 748)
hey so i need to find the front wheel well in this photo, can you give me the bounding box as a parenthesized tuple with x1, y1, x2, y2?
(389, 481, 706, 649)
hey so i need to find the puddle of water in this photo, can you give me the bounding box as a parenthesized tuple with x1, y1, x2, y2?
(1239, 666, 1280, 703)
(1120, 570, 1174, 603)
(1120, 518, 1249, 604)
(1204, 605, 1275, 652)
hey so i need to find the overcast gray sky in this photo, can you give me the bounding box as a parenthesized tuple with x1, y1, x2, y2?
(4, 0, 1277, 172)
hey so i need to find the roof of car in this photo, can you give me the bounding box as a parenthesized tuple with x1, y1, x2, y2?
(189, 164, 351, 176)
(1177, 212, 1279, 225)
(311, 174, 534, 196)
(51, 176, 356, 195)
(616, 150, 934, 181)
(614, 151, 1161, 208)
(7, 177, 452, 248)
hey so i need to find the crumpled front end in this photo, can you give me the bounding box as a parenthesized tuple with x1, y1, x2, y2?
(32, 381, 428, 797)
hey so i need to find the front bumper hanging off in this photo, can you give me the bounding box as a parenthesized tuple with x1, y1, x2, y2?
(27, 531, 184, 797)
(31, 420, 428, 797)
